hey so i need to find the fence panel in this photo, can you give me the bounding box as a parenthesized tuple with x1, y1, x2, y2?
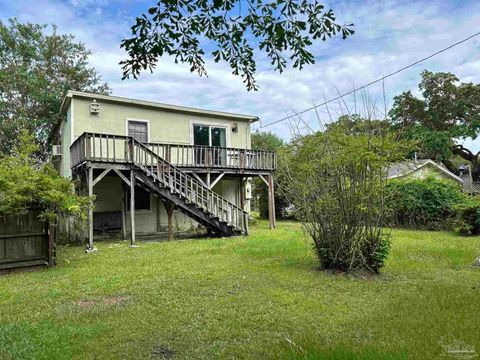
(0, 211, 53, 270)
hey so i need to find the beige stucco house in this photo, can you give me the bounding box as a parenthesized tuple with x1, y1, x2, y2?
(55, 91, 276, 250)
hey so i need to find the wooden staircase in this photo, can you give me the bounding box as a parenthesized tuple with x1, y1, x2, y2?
(129, 138, 248, 236)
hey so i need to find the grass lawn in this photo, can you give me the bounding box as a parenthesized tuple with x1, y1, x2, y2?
(0, 220, 479, 359)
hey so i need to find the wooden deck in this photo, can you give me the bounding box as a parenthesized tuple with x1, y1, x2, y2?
(70, 132, 276, 175)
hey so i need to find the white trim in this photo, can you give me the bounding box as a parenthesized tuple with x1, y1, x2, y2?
(189, 120, 231, 147)
(126, 118, 151, 142)
(70, 98, 75, 146)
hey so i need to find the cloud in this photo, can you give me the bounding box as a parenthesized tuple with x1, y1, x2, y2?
(1, 0, 480, 151)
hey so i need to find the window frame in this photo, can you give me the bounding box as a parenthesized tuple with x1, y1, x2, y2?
(190, 121, 230, 147)
(126, 118, 150, 143)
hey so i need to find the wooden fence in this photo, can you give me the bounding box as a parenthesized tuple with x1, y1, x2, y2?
(0, 211, 55, 271)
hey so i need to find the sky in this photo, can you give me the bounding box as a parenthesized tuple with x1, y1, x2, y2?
(1, 0, 480, 151)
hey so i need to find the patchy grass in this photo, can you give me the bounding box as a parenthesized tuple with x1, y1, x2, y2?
(0, 220, 479, 359)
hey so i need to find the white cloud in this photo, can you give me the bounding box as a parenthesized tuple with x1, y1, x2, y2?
(1, 0, 480, 152)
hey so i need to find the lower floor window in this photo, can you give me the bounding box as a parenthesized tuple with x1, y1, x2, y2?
(127, 186, 151, 211)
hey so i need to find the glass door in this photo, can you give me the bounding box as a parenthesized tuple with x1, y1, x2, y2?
(192, 124, 227, 166)
(211, 127, 226, 166)
(193, 125, 210, 165)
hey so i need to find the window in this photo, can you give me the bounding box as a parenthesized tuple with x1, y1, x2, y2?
(127, 186, 151, 211)
(128, 120, 148, 143)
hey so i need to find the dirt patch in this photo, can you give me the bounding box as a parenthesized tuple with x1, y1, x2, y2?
(151, 346, 175, 359)
(76, 300, 97, 308)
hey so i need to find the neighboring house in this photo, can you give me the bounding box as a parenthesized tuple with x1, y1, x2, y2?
(54, 91, 276, 250)
(387, 159, 463, 185)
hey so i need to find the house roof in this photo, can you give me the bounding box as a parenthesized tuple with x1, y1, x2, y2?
(59, 90, 259, 122)
(387, 159, 463, 183)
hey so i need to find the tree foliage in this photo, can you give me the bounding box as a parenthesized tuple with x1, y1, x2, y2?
(279, 125, 409, 273)
(389, 70, 480, 179)
(384, 176, 464, 230)
(0, 131, 91, 222)
(251, 131, 289, 218)
(0, 18, 110, 159)
(120, 0, 354, 91)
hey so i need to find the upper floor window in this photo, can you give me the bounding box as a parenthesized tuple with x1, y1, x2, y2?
(128, 120, 148, 143)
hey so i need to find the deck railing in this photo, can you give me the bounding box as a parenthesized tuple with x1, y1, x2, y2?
(146, 143, 276, 171)
(70, 132, 276, 171)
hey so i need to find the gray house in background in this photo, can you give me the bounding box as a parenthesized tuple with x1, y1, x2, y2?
(387, 159, 464, 186)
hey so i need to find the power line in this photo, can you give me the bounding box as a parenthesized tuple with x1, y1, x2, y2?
(258, 30, 480, 129)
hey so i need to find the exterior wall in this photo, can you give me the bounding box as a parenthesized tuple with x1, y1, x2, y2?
(71, 97, 251, 149)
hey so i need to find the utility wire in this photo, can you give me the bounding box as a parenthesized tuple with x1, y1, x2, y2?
(258, 30, 480, 129)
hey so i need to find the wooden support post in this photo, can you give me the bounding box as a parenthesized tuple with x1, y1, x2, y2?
(267, 174, 276, 229)
(165, 201, 175, 241)
(129, 169, 137, 247)
(86, 167, 96, 252)
(239, 177, 245, 210)
(206, 172, 211, 188)
(121, 185, 127, 240)
(156, 197, 162, 232)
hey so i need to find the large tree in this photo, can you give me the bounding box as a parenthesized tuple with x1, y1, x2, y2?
(120, 0, 354, 91)
(389, 70, 480, 179)
(0, 19, 110, 160)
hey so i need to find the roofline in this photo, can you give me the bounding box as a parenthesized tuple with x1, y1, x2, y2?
(389, 159, 463, 183)
(60, 91, 259, 122)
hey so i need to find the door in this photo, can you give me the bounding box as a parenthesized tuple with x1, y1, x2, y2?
(211, 127, 227, 166)
(193, 125, 210, 165)
(193, 125, 227, 166)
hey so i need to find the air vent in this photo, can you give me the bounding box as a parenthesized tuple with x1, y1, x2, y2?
(90, 99, 100, 114)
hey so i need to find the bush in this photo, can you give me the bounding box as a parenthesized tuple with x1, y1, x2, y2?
(279, 127, 408, 273)
(450, 197, 480, 235)
(0, 131, 91, 222)
(384, 176, 464, 230)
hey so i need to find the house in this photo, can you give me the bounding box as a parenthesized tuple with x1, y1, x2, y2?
(387, 159, 463, 185)
(55, 91, 276, 250)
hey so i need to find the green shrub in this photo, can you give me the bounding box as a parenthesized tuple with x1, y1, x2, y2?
(279, 127, 408, 273)
(0, 131, 91, 222)
(450, 197, 480, 235)
(385, 176, 464, 230)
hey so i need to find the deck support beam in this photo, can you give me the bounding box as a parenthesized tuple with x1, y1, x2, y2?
(129, 169, 137, 247)
(156, 197, 162, 232)
(86, 167, 96, 252)
(121, 185, 127, 240)
(164, 201, 175, 241)
(267, 174, 276, 230)
(209, 172, 225, 190)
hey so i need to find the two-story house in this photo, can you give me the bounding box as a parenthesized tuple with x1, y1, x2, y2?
(56, 91, 276, 251)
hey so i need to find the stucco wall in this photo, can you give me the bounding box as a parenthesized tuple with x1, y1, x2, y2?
(71, 98, 251, 149)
